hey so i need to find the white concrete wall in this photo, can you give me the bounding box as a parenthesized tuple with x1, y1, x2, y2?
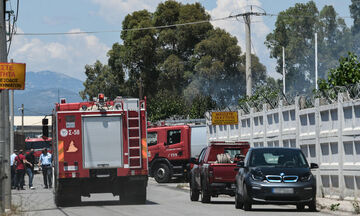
(206, 94, 360, 199)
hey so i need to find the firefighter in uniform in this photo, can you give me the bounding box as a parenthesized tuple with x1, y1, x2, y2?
(38, 148, 53, 188)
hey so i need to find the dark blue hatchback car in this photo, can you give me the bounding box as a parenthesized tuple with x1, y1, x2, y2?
(235, 147, 318, 211)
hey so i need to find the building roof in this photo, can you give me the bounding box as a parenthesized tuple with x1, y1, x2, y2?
(14, 116, 52, 126)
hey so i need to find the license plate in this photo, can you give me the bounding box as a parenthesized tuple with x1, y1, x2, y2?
(272, 188, 294, 194)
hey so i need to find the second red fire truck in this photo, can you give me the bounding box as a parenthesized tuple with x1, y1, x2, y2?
(147, 121, 207, 183)
(51, 94, 148, 206)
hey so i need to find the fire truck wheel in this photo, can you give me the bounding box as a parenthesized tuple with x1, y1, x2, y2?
(55, 183, 81, 207)
(154, 163, 171, 183)
(120, 183, 146, 204)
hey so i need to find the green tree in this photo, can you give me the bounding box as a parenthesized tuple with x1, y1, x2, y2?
(188, 95, 216, 119)
(81, 0, 268, 120)
(188, 28, 266, 107)
(265, 1, 319, 94)
(265, 2, 350, 94)
(120, 9, 158, 98)
(318, 52, 360, 95)
(350, 0, 360, 35)
(147, 90, 187, 122)
(79, 61, 123, 100)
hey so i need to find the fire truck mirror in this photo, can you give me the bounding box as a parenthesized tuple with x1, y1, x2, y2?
(42, 118, 49, 137)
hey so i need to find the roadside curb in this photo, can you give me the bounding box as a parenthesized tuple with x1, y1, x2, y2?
(317, 197, 359, 215)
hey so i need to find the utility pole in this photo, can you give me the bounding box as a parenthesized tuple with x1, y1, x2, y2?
(237, 6, 266, 97)
(21, 104, 24, 136)
(244, 13, 252, 97)
(0, 0, 8, 213)
(315, 33, 318, 90)
(282, 47, 286, 95)
(10, 60, 14, 154)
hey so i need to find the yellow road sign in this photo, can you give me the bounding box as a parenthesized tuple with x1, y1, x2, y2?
(211, 111, 238, 125)
(0, 63, 26, 90)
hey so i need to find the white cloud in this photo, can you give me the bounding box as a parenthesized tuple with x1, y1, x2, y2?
(9, 28, 110, 80)
(208, 0, 278, 77)
(91, 0, 162, 24)
(91, 0, 209, 24)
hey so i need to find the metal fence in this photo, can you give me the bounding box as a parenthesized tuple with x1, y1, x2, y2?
(206, 93, 360, 200)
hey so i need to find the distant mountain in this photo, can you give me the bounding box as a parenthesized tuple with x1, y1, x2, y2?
(14, 71, 85, 116)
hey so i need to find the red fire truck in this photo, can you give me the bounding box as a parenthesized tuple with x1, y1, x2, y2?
(51, 94, 148, 206)
(147, 121, 207, 183)
(25, 137, 52, 164)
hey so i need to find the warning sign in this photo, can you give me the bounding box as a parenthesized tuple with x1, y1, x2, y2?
(211, 112, 238, 125)
(0, 63, 26, 90)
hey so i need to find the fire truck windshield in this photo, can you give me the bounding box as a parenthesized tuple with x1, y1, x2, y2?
(25, 140, 51, 151)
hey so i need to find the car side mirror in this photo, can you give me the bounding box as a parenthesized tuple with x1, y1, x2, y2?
(190, 157, 199, 165)
(310, 163, 319, 169)
(237, 161, 244, 168)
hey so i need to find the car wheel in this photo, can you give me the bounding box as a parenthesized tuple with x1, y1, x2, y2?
(190, 178, 199, 201)
(153, 163, 171, 183)
(235, 188, 243, 209)
(201, 184, 211, 203)
(242, 184, 252, 211)
(308, 198, 317, 212)
(296, 204, 305, 211)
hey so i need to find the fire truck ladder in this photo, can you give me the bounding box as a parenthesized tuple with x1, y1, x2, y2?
(127, 108, 142, 169)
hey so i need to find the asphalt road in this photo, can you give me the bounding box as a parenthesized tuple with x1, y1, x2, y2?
(11, 174, 330, 216)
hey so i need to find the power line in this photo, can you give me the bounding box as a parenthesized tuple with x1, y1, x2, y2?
(15, 15, 238, 36)
(13, 11, 353, 37)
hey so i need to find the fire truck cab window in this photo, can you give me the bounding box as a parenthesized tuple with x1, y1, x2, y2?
(147, 132, 158, 146)
(25, 141, 51, 150)
(167, 130, 181, 145)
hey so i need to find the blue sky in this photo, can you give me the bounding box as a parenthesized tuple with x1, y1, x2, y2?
(9, 0, 353, 81)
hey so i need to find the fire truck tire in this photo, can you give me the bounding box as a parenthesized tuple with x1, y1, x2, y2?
(55, 182, 81, 207)
(153, 163, 171, 183)
(120, 183, 147, 204)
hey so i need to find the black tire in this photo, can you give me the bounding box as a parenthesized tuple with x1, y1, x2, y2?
(235, 188, 243, 209)
(242, 184, 252, 211)
(190, 178, 199, 201)
(296, 204, 305, 211)
(54, 179, 81, 207)
(153, 164, 171, 183)
(120, 181, 147, 204)
(308, 198, 317, 212)
(55, 187, 81, 207)
(201, 184, 211, 203)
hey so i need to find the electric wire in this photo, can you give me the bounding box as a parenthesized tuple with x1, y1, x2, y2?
(14, 11, 353, 37)
(15, 15, 239, 36)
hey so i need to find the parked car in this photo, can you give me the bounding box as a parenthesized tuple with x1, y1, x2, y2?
(190, 141, 250, 203)
(235, 147, 318, 211)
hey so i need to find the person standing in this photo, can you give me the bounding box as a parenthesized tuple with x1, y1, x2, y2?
(25, 149, 36, 189)
(10, 150, 18, 189)
(38, 148, 52, 189)
(14, 150, 32, 190)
